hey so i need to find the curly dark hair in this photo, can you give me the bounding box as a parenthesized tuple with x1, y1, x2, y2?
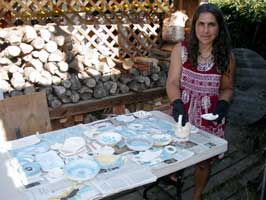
(188, 3, 232, 74)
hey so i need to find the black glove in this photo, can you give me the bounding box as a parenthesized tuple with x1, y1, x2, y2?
(172, 99, 188, 126)
(213, 100, 230, 124)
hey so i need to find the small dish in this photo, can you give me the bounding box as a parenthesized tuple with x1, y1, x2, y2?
(64, 159, 100, 181)
(152, 134, 172, 146)
(20, 162, 41, 177)
(191, 125, 199, 133)
(95, 131, 122, 146)
(201, 113, 219, 121)
(126, 135, 154, 151)
(133, 111, 152, 119)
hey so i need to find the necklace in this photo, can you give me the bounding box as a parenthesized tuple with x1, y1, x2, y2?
(198, 53, 212, 62)
(197, 54, 214, 72)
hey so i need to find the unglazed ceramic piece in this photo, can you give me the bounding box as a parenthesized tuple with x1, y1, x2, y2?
(152, 134, 172, 146)
(201, 113, 219, 121)
(133, 110, 152, 119)
(173, 115, 191, 139)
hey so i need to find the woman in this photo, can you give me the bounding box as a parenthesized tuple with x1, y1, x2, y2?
(166, 3, 235, 200)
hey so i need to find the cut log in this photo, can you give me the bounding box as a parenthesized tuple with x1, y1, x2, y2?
(8, 63, 20, 73)
(10, 72, 25, 90)
(52, 75, 62, 85)
(62, 79, 72, 88)
(70, 90, 80, 103)
(45, 41, 58, 53)
(23, 54, 33, 62)
(53, 85, 66, 97)
(55, 69, 68, 80)
(78, 71, 90, 80)
(19, 43, 33, 54)
(23, 25, 38, 42)
(54, 36, 65, 47)
(0, 70, 9, 80)
(39, 28, 51, 42)
(150, 48, 171, 58)
(30, 59, 43, 71)
(5, 45, 21, 57)
(84, 78, 96, 88)
(48, 50, 64, 62)
(28, 70, 41, 83)
(133, 56, 159, 66)
(38, 70, 52, 86)
(31, 50, 40, 58)
(31, 37, 45, 49)
(44, 62, 57, 74)
(0, 57, 12, 65)
(38, 49, 49, 63)
(58, 61, 68, 72)
(0, 79, 12, 92)
(23, 67, 35, 80)
(7, 32, 23, 44)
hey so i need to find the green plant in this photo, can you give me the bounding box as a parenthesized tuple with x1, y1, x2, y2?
(210, 0, 266, 22)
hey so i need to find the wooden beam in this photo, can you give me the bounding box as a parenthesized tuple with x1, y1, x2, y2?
(49, 87, 166, 120)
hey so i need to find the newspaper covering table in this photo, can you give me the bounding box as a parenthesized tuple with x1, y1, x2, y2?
(0, 111, 228, 200)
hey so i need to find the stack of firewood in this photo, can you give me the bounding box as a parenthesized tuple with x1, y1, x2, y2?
(0, 24, 170, 108)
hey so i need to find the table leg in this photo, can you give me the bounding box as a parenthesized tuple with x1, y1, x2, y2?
(175, 169, 184, 200)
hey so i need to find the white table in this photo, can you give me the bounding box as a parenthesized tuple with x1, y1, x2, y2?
(0, 111, 228, 200)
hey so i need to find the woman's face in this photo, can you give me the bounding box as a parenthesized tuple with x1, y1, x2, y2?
(195, 12, 219, 46)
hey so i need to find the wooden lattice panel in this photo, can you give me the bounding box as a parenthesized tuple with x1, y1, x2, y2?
(0, 0, 171, 59)
(0, 0, 172, 25)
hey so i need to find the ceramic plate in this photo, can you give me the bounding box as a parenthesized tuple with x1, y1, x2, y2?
(60, 137, 86, 154)
(126, 135, 154, 151)
(95, 131, 122, 146)
(127, 123, 144, 130)
(91, 122, 113, 129)
(133, 111, 152, 119)
(201, 113, 219, 121)
(35, 150, 64, 172)
(115, 115, 135, 123)
(64, 159, 100, 181)
(152, 134, 172, 146)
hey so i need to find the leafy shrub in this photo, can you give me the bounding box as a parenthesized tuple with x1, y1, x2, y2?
(210, 0, 266, 59)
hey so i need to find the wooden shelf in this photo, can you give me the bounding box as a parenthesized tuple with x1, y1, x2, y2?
(49, 87, 166, 120)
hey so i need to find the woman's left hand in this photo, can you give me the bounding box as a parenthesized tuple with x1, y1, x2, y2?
(213, 100, 230, 123)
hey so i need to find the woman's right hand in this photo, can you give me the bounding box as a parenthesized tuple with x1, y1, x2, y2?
(172, 99, 188, 126)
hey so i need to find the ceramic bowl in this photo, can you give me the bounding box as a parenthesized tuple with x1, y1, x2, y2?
(126, 135, 154, 151)
(64, 159, 100, 181)
(95, 154, 123, 169)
